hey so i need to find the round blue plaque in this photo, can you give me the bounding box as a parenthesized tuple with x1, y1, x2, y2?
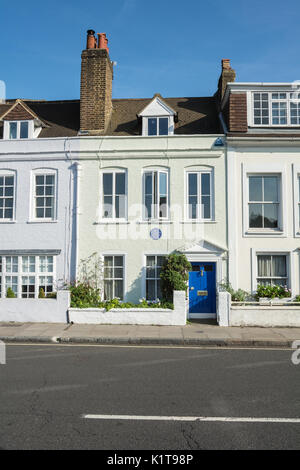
(150, 228, 162, 240)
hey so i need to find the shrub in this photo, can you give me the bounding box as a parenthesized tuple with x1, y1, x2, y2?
(6, 287, 16, 298)
(69, 282, 101, 308)
(38, 288, 46, 298)
(160, 253, 191, 302)
(219, 282, 250, 301)
(46, 292, 57, 299)
(294, 295, 300, 302)
(256, 284, 291, 300)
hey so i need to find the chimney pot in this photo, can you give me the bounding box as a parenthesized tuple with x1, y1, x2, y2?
(86, 29, 96, 49)
(222, 59, 231, 70)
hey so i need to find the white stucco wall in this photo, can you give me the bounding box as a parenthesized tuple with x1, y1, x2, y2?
(230, 305, 300, 327)
(69, 290, 186, 325)
(77, 135, 227, 303)
(0, 290, 70, 323)
(0, 138, 80, 288)
(227, 140, 300, 297)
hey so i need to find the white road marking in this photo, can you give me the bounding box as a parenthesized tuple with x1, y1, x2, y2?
(82, 414, 300, 423)
(4, 343, 292, 351)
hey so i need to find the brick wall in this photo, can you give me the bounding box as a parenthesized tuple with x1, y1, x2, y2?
(80, 48, 113, 133)
(228, 93, 248, 132)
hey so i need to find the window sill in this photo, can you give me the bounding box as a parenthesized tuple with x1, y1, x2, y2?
(245, 228, 284, 236)
(94, 220, 130, 225)
(0, 220, 16, 224)
(180, 220, 216, 224)
(137, 220, 173, 224)
(27, 220, 58, 224)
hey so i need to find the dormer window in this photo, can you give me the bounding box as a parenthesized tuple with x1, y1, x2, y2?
(138, 94, 176, 136)
(252, 92, 300, 127)
(147, 117, 169, 136)
(4, 120, 33, 139)
(9, 121, 29, 139)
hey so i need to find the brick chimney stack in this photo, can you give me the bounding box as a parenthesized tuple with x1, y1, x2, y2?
(80, 29, 113, 134)
(217, 58, 236, 104)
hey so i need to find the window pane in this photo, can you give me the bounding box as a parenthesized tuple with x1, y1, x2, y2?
(159, 118, 168, 135)
(249, 176, 262, 201)
(146, 280, 156, 300)
(103, 173, 113, 197)
(189, 196, 197, 219)
(115, 173, 125, 195)
(201, 174, 210, 196)
(104, 280, 113, 300)
(148, 118, 157, 136)
(103, 196, 113, 218)
(258, 255, 271, 277)
(264, 176, 278, 202)
(201, 196, 211, 219)
(114, 280, 123, 300)
(114, 256, 123, 267)
(104, 256, 113, 267)
(263, 204, 278, 228)
(188, 174, 197, 196)
(115, 195, 126, 218)
(272, 255, 286, 277)
(9, 122, 17, 139)
(20, 121, 29, 139)
(249, 203, 263, 227)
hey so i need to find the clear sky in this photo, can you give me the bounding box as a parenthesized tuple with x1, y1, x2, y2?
(1, 0, 300, 101)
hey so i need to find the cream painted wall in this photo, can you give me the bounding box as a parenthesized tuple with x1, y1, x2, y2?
(77, 135, 227, 302)
(228, 143, 300, 296)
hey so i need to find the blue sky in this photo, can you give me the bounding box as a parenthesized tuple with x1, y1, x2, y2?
(1, 0, 300, 100)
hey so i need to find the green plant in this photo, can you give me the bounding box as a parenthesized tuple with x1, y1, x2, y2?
(219, 281, 250, 301)
(294, 295, 300, 302)
(46, 292, 57, 299)
(6, 287, 16, 298)
(160, 253, 191, 302)
(69, 282, 101, 308)
(38, 288, 46, 298)
(256, 284, 291, 300)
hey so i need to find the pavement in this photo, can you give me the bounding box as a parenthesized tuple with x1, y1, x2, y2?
(0, 320, 299, 347)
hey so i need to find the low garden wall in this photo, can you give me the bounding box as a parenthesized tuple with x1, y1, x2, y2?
(217, 291, 300, 327)
(68, 291, 187, 326)
(0, 290, 70, 323)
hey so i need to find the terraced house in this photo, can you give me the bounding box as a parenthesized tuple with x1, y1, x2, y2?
(76, 30, 228, 319)
(221, 73, 300, 299)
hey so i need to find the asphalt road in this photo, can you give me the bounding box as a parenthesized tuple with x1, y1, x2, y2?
(0, 344, 299, 450)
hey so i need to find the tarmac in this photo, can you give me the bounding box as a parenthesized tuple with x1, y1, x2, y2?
(0, 320, 299, 348)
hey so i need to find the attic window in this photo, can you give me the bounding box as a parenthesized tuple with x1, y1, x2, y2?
(4, 120, 33, 139)
(9, 121, 29, 139)
(147, 117, 169, 136)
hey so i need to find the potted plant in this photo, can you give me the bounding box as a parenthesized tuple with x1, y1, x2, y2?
(256, 284, 292, 304)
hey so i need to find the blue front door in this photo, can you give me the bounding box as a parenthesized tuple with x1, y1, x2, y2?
(188, 262, 216, 315)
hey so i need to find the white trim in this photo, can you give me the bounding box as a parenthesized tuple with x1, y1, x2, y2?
(99, 168, 128, 222)
(3, 120, 34, 140)
(142, 252, 168, 301)
(242, 163, 287, 237)
(184, 167, 214, 222)
(0, 169, 16, 222)
(30, 168, 58, 222)
(142, 167, 170, 221)
(101, 253, 127, 301)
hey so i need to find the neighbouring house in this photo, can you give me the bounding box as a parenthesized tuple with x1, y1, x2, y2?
(220, 62, 300, 298)
(0, 99, 80, 303)
(76, 30, 228, 320)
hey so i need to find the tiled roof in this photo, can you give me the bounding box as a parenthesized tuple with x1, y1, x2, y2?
(0, 96, 220, 138)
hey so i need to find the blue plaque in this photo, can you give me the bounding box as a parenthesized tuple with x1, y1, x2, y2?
(150, 228, 162, 240)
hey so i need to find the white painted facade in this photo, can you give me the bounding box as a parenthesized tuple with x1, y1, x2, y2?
(77, 135, 227, 307)
(0, 137, 80, 298)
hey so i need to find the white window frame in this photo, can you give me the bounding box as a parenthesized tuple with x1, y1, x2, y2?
(30, 169, 57, 222)
(143, 116, 174, 136)
(242, 163, 286, 237)
(247, 174, 281, 230)
(251, 91, 300, 127)
(0, 254, 56, 299)
(142, 168, 169, 221)
(144, 254, 166, 301)
(100, 169, 127, 221)
(0, 170, 16, 222)
(103, 254, 125, 301)
(185, 169, 213, 221)
(251, 250, 292, 293)
(3, 120, 34, 139)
